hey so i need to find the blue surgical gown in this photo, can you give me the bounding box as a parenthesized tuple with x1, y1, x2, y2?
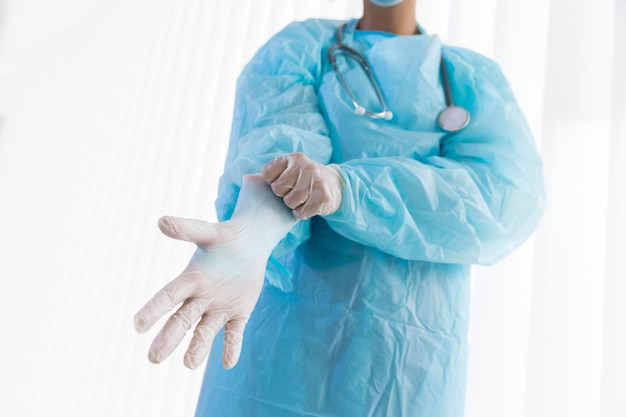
(195, 18, 545, 417)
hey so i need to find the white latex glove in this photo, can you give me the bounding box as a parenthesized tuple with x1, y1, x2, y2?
(262, 152, 343, 220)
(134, 174, 297, 370)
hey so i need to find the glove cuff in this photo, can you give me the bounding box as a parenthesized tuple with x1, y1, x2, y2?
(231, 174, 299, 251)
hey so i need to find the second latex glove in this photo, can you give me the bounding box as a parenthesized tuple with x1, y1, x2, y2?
(134, 174, 297, 370)
(262, 152, 343, 220)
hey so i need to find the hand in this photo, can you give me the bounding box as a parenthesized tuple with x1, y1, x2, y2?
(262, 152, 343, 220)
(134, 216, 265, 370)
(134, 174, 297, 370)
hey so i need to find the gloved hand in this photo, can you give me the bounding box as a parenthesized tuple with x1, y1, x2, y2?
(134, 174, 297, 370)
(262, 152, 343, 220)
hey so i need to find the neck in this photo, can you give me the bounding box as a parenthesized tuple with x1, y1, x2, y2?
(358, 0, 418, 35)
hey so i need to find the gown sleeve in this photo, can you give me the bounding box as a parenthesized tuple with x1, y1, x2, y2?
(215, 20, 334, 289)
(324, 48, 546, 266)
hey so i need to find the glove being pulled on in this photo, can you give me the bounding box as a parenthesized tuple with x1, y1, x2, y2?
(262, 152, 343, 220)
(134, 174, 297, 370)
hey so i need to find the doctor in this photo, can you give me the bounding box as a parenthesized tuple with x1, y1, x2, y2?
(135, 0, 546, 415)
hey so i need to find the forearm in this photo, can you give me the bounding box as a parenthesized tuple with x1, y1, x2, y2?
(325, 154, 545, 265)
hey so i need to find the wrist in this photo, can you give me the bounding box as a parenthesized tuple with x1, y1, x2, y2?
(326, 163, 344, 215)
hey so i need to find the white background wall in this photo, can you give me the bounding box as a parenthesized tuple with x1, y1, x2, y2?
(0, 1, 624, 416)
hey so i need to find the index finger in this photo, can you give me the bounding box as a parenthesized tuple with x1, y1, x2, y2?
(134, 272, 198, 333)
(262, 155, 290, 183)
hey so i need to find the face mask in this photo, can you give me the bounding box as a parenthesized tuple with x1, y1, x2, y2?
(369, 0, 405, 7)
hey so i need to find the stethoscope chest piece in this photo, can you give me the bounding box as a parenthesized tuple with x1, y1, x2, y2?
(437, 105, 470, 132)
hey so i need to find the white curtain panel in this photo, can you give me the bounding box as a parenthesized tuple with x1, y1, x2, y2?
(0, 0, 623, 416)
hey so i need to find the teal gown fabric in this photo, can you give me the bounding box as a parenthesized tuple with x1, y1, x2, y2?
(195, 18, 546, 417)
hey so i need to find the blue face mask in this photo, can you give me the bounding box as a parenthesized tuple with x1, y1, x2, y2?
(369, 0, 405, 6)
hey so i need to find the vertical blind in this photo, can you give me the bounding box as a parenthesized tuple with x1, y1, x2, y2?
(0, 0, 623, 416)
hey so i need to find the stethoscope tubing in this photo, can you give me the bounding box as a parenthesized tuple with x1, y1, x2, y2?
(328, 22, 470, 131)
(328, 27, 390, 119)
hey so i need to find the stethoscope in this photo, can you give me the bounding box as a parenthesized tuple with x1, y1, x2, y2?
(327, 23, 471, 132)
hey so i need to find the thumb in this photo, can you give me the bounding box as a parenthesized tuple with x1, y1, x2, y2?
(222, 318, 247, 370)
(158, 216, 221, 246)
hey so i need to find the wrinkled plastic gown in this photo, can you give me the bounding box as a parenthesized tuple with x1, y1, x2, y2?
(195, 18, 545, 417)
